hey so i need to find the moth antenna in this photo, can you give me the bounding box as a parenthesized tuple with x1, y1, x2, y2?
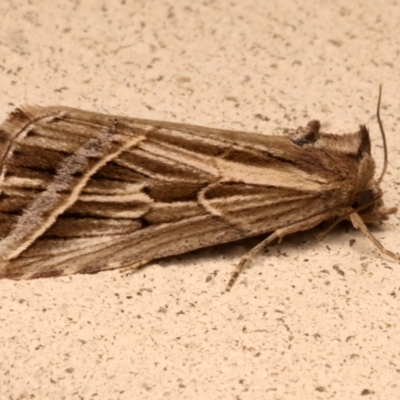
(376, 84, 388, 184)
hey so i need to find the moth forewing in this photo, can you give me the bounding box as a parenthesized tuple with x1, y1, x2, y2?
(0, 99, 397, 287)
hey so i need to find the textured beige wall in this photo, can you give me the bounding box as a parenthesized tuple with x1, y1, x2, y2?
(1, 0, 400, 399)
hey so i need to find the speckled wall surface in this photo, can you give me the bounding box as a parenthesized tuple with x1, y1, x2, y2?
(1, 1, 400, 399)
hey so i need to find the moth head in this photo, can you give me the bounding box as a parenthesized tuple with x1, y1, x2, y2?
(306, 122, 398, 225)
(352, 125, 397, 224)
(352, 183, 397, 224)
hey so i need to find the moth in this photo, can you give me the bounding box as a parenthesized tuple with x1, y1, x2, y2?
(0, 87, 398, 290)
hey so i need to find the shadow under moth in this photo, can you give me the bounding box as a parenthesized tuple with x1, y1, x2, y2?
(0, 87, 398, 290)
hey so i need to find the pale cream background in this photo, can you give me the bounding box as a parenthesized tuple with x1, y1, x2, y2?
(1, 1, 400, 399)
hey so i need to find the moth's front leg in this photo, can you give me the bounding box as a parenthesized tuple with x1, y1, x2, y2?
(226, 211, 335, 291)
(349, 212, 400, 261)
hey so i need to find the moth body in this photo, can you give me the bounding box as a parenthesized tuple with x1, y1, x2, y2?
(0, 104, 396, 285)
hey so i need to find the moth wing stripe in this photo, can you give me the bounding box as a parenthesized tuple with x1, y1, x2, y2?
(0, 122, 146, 260)
(1, 176, 46, 190)
(78, 193, 152, 203)
(82, 181, 147, 195)
(135, 140, 219, 177)
(46, 218, 142, 237)
(217, 158, 330, 191)
(0, 214, 242, 278)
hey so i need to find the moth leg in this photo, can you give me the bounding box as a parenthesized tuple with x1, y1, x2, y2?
(226, 232, 279, 291)
(349, 212, 400, 261)
(318, 218, 341, 237)
(226, 213, 331, 291)
(120, 259, 152, 275)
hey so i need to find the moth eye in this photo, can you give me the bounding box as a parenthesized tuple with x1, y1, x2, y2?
(291, 120, 321, 146)
(355, 190, 374, 208)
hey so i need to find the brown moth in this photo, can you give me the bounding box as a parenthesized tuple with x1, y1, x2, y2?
(0, 87, 397, 290)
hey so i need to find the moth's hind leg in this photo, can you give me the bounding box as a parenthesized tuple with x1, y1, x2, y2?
(226, 213, 332, 291)
(119, 259, 152, 276)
